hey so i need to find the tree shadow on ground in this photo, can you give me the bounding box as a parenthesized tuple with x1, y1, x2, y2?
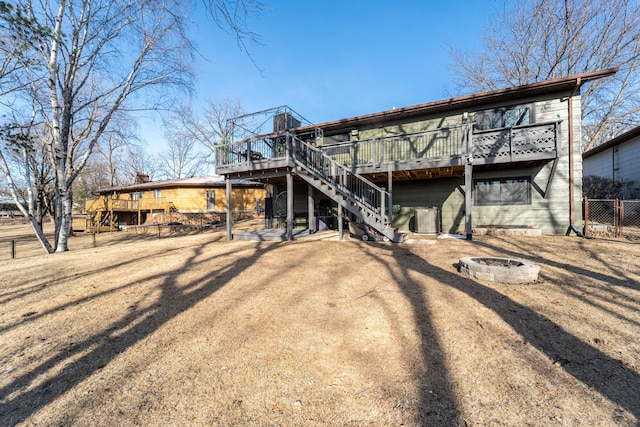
(0, 244, 196, 315)
(475, 236, 640, 291)
(471, 236, 640, 328)
(0, 240, 279, 425)
(387, 243, 640, 423)
(359, 244, 461, 426)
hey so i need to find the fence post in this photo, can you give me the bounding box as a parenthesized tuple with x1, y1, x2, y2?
(583, 198, 589, 237)
(11, 240, 15, 259)
(615, 199, 621, 237)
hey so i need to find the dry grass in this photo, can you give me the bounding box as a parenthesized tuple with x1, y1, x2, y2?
(0, 221, 639, 426)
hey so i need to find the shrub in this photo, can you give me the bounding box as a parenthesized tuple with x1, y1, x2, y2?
(583, 175, 636, 199)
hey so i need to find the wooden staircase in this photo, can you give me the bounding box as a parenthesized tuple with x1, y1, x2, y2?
(291, 135, 405, 242)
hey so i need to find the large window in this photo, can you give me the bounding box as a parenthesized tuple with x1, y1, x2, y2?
(475, 177, 531, 206)
(475, 104, 533, 131)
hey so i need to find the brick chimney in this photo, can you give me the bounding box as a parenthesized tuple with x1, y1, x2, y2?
(134, 173, 150, 184)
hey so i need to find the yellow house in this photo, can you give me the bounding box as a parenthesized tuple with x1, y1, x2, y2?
(83, 176, 266, 231)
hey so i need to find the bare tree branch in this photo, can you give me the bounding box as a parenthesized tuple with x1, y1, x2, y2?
(448, 0, 640, 151)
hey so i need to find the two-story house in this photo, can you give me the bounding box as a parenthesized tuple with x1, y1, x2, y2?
(215, 69, 617, 241)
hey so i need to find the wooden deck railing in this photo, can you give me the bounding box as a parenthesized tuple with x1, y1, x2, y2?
(86, 197, 170, 212)
(215, 121, 561, 173)
(471, 121, 560, 165)
(321, 126, 468, 168)
(293, 135, 390, 223)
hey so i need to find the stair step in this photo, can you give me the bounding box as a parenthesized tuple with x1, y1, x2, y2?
(296, 159, 394, 240)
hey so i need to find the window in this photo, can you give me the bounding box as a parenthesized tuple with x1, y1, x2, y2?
(475, 177, 531, 205)
(207, 191, 216, 211)
(475, 104, 533, 131)
(153, 189, 162, 198)
(322, 132, 351, 155)
(131, 192, 143, 200)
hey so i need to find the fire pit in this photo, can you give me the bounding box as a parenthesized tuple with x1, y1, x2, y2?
(459, 257, 539, 284)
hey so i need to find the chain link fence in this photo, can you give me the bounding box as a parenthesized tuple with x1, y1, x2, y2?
(584, 198, 640, 239)
(620, 200, 640, 240)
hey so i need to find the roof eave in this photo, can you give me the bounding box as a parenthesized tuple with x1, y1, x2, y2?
(95, 179, 261, 195)
(299, 68, 619, 134)
(583, 124, 640, 159)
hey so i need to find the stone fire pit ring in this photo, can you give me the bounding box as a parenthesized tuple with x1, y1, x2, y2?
(459, 257, 539, 284)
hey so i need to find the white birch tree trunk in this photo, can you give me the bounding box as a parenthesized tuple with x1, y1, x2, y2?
(4, 0, 262, 253)
(0, 148, 54, 253)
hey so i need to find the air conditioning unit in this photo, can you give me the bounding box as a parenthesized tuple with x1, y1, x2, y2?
(414, 208, 440, 234)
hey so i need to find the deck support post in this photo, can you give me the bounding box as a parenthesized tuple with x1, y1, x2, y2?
(286, 170, 293, 241)
(464, 160, 473, 240)
(226, 175, 233, 240)
(338, 203, 343, 240)
(464, 121, 473, 241)
(388, 171, 393, 222)
(308, 184, 315, 232)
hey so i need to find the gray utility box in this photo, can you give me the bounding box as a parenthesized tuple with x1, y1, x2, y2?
(414, 207, 440, 234)
(273, 113, 301, 132)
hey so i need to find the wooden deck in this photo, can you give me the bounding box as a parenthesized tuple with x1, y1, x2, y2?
(216, 121, 561, 181)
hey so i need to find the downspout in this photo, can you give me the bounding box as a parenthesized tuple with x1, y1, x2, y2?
(566, 77, 588, 237)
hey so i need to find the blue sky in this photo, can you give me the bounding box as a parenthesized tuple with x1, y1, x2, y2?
(142, 1, 496, 150)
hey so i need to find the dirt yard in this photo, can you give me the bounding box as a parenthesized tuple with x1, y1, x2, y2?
(0, 221, 639, 426)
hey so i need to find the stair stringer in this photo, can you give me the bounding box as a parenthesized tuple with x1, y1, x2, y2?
(292, 160, 404, 243)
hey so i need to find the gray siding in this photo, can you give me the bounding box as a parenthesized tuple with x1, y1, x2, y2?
(389, 162, 573, 235)
(387, 93, 581, 234)
(615, 136, 640, 184)
(583, 134, 640, 197)
(583, 151, 613, 179)
(472, 164, 571, 234)
(390, 178, 464, 234)
(281, 91, 582, 235)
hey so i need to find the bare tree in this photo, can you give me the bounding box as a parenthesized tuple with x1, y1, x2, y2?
(120, 146, 162, 184)
(1, 0, 264, 252)
(0, 3, 55, 249)
(71, 155, 110, 211)
(448, 0, 640, 151)
(204, 1, 267, 73)
(0, 1, 49, 97)
(95, 114, 141, 187)
(158, 137, 211, 180)
(0, 120, 55, 252)
(165, 97, 245, 170)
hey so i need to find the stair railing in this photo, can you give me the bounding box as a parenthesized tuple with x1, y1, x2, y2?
(290, 134, 390, 225)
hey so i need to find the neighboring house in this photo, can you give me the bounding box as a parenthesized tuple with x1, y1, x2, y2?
(216, 69, 617, 241)
(84, 175, 266, 231)
(0, 196, 23, 217)
(582, 125, 640, 198)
